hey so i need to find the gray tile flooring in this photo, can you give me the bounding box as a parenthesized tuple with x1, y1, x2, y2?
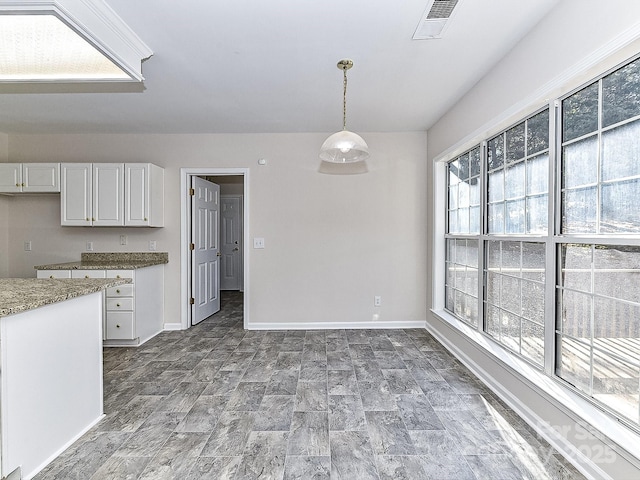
(35, 291, 586, 479)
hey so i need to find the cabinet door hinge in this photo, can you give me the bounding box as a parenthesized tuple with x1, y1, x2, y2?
(190, 243, 195, 251)
(189, 188, 195, 196)
(189, 297, 195, 305)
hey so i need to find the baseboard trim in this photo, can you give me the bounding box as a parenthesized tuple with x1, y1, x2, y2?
(246, 320, 427, 331)
(163, 322, 184, 331)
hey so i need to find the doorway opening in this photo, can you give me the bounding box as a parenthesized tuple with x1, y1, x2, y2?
(180, 168, 249, 330)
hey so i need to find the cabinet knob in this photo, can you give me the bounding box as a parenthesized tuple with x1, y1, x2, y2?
(144, 217, 148, 221)
(116, 275, 121, 278)
(49, 275, 54, 279)
(21, 183, 25, 187)
(84, 275, 89, 279)
(116, 303, 121, 307)
(15, 183, 19, 187)
(86, 218, 90, 222)
(116, 324, 120, 328)
(116, 289, 120, 293)
(92, 217, 95, 221)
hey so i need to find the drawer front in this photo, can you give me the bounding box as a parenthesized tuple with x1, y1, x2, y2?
(105, 312, 135, 339)
(106, 284, 134, 297)
(106, 297, 134, 311)
(71, 270, 106, 279)
(107, 270, 135, 281)
(37, 270, 71, 279)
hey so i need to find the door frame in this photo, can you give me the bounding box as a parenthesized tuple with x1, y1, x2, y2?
(180, 167, 250, 330)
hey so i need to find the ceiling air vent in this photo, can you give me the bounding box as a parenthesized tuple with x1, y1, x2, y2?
(413, 0, 459, 40)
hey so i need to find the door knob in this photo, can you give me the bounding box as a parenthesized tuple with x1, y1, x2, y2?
(233, 247, 239, 252)
(216, 251, 222, 257)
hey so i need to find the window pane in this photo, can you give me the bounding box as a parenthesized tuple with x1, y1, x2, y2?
(458, 208, 470, 233)
(592, 348, 639, 424)
(501, 275, 521, 314)
(502, 241, 521, 270)
(557, 336, 591, 391)
(601, 179, 640, 233)
(563, 82, 599, 142)
(523, 242, 545, 282)
(562, 137, 598, 188)
(448, 210, 459, 234)
(502, 311, 521, 352)
(527, 109, 549, 155)
(522, 280, 544, 324)
(526, 195, 547, 234)
(594, 297, 640, 340)
(527, 154, 548, 195)
(488, 133, 504, 170)
(601, 120, 640, 182)
(594, 245, 640, 303)
(562, 187, 597, 233)
(488, 203, 504, 234)
(458, 153, 470, 181)
(506, 123, 525, 163)
(470, 206, 479, 235)
(487, 241, 501, 271)
(505, 199, 525, 233)
(448, 183, 458, 210)
(486, 271, 500, 306)
(485, 304, 500, 338)
(469, 146, 481, 177)
(559, 290, 592, 337)
(489, 170, 504, 202)
(458, 181, 470, 208)
(469, 177, 480, 206)
(521, 320, 544, 365)
(602, 57, 640, 128)
(505, 162, 525, 199)
(559, 244, 592, 293)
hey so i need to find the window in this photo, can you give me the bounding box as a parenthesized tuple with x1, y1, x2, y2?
(444, 56, 640, 427)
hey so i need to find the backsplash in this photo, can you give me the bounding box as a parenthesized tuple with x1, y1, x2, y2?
(81, 252, 169, 264)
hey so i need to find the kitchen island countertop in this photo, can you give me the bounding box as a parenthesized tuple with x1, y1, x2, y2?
(0, 277, 131, 317)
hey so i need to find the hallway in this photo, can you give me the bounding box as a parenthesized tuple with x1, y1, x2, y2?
(35, 291, 584, 479)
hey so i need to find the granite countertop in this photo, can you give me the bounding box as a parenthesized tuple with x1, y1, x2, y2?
(0, 278, 131, 317)
(34, 252, 168, 271)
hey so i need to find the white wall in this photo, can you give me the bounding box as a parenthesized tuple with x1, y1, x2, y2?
(2, 132, 428, 329)
(426, 1, 640, 478)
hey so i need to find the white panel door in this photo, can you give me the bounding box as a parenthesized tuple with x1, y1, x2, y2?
(191, 176, 220, 325)
(220, 195, 243, 290)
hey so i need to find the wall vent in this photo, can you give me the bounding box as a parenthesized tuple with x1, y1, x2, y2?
(413, 0, 460, 40)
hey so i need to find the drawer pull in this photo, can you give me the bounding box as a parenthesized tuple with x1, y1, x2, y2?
(116, 303, 121, 307)
(84, 275, 89, 279)
(49, 275, 54, 279)
(116, 289, 120, 293)
(116, 324, 120, 328)
(116, 275, 121, 278)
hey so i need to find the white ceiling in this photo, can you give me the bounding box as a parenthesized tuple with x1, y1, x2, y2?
(0, 0, 559, 135)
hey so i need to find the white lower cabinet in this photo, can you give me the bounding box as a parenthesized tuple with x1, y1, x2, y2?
(37, 265, 164, 346)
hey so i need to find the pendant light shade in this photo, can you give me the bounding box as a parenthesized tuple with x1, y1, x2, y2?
(319, 59, 369, 166)
(319, 130, 369, 163)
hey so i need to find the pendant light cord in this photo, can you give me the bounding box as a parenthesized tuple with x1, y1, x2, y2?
(342, 65, 348, 131)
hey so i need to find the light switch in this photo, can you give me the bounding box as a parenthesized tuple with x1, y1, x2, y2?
(24, 241, 32, 251)
(120, 234, 127, 245)
(253, 237, 265, 249)
(86, 241, 94, 251)
(149, 240, 157, 251)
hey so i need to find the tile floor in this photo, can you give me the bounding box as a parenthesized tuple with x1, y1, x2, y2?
(35, 291, 585, 479)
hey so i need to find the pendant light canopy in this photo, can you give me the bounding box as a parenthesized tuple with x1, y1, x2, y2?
(319, 59, 369, 164)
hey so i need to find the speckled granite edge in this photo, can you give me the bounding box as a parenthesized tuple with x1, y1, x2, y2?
(34, 252, 168, 270)
(0, 278, 131, 317)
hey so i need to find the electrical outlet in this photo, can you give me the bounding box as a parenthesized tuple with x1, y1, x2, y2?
(253, 237, 265, 249)
(24, 241, 32, 251)
(120, 234, 127, 245)
(149, 240, 157, 251)
(86, 241, 94, 251)
(374, 295, 382, 307)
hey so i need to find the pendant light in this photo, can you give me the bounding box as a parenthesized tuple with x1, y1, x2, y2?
(319, 59, 369, 164)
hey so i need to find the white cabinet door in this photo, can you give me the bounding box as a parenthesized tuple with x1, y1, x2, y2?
(125, 163, 149, 226)
(93, 163, 124, 226)
(0, 164, 22, 193)
(23, 163, 60, 192)
(61, 163, 92, 226)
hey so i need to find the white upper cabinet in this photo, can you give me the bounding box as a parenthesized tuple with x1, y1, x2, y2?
(0, 163, 60, 193)
(125, 163, 164, 227)
(93, 163, 124, 226)
(61, 163, 163, 227)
